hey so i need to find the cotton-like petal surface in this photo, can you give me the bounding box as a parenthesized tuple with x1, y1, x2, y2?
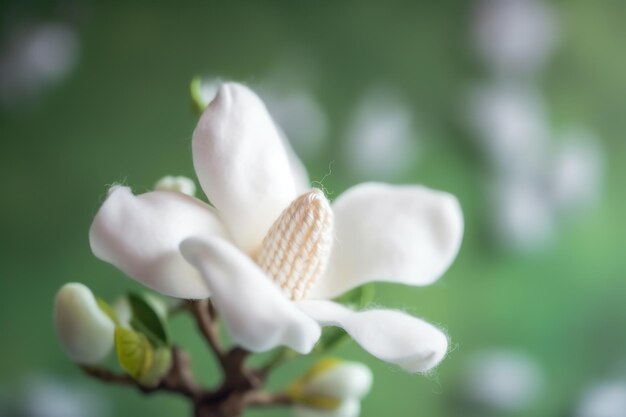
(180, 236, 321, 354)
(89, 186, 228, 299)
(298, 300, 448, 373)
(192, 82, 300, 253)
(311, 182, 463, 299)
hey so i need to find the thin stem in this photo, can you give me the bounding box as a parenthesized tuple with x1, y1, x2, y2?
(81, 298, 297, 416)
(81, 366, 135, 386)
(258, 347, 296, 376)
(81, 346, 202, 400)
(188, 300, 225, 362)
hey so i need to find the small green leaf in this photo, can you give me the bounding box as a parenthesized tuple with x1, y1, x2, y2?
(315, 326, 348, 353)
(127, 292, 169, 347)
(114, 327, 153, 380)
(96, 297, 119, 326)
(137, 347, 172, 388)
(334, 284, 375, 309)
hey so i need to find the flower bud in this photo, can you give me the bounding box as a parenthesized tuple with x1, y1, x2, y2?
(53, 283, 115, 364)
(288, 358, 372, 415)
(154, 175, 196, 197)
(190, 76, 220, 115)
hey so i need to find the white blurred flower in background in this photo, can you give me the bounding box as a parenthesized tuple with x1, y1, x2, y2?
(467, 74, 604, 251)
(460, 350, 544, 413)
(468, 83, 549, 176)
(0, 21, 79, 109)
(0, 375, 109, 417)
(491, 176, 555, 250)
(342, 86, 420, 180)
(472, 0, 558, 77)
(549, 127, 604, 213)
(258, 86, 329, 159)
(576, 381, 626, 417)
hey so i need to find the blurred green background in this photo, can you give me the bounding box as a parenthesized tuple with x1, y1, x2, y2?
(1, 1, 626, 416)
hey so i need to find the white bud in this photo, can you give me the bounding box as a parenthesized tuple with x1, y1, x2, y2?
(154, 175, 196, 196)
(289, 358, 372, 416)
(190, 76, 220, 110)
(53, 283, 115, 364)
(302, 360, 373, 400)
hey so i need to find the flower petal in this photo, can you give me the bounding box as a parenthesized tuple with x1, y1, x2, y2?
(179, 236, 321, 353)
(281, 132, 311, 193)
(54, 283, 115, 364)
(89, 186, 228, 299)
(192, 82, 299, 253)
(311, 182, 463, 299)
(298, 300, 448, 373)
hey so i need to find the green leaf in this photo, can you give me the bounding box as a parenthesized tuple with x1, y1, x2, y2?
(137, 347, 172, 388)
(115, 327, 153, 380)
(334, 284, 375, 309)
(126, 292, 169, 347)
(315, 326, 348, 353)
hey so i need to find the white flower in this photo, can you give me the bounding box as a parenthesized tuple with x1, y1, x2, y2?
(549, 126, 604, 212)
(577, 380, 626, 417)
(53, 283, 115, 364)
(0, 22, 79, 108)
(461, 350, 544, 412)
(89, 82, 463, 372)
(289, 358, 373, 417)
(342, 86, 419, 180)
(472, 0, 558, 76)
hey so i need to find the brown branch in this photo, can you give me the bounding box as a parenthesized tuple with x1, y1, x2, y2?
(81, 365, 135, 386)
(81, 346, 202, 400)
(81, 298, 296, 416)
(188, 300, 226, 362)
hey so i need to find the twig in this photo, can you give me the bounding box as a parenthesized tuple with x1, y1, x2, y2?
(188, 300, 225, 362)
(81, 346, 202, 400)
(81, 298, 296, 416)
(81, 366, 135, 386)
(258, 347, 296, 376)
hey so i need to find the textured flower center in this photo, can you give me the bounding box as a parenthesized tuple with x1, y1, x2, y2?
(256, 189, 333, 300)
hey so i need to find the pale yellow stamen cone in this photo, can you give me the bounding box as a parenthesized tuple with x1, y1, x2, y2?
(256, 189, 333, 300)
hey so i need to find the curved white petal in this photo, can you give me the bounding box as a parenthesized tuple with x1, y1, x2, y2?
(294, 399, 361, 417)
(304, 362, 373, 400)
(180, 236, 321, 354)
(311, 182, 463, 299)
(298, 300, 448, 373)
(192, 82, 299, 253)
(89, 186, 228, 299)
(54, 283, 115, 364)
(278, 129, 310, 193)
